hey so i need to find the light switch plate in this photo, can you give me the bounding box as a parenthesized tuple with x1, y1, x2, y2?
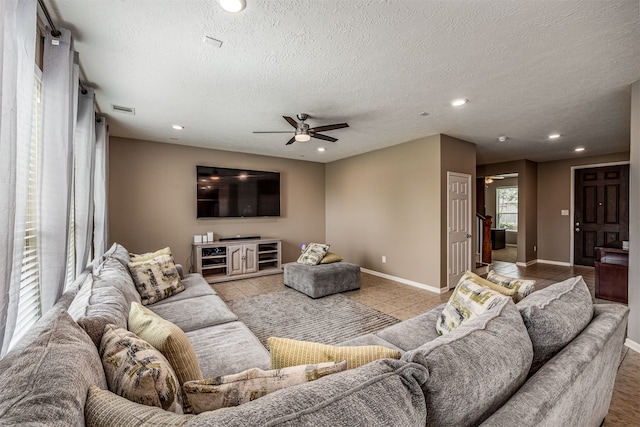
(561, 210, 569, 216)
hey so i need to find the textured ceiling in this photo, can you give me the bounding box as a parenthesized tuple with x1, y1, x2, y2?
(46, 0, 639, 164)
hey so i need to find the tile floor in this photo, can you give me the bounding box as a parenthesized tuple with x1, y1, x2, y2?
(214, 262, 638, 425)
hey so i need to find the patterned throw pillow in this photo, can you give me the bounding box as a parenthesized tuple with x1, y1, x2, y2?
(487, 270, 535, 302)
(100, 325, 183, 414)
(130, 247, 172, 263)
(436, 278, 510, 335)
(319, 251, 344, 264)
(462, 270, 517, 301)
(297, 243, 330, 265)
(183, 361, 348, 414)
(128, 254, 184, 305)
(268, 337, 401, 370)
(128, 302, 203, 387)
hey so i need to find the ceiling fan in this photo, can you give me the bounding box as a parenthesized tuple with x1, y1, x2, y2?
(253, 113, 349, 145)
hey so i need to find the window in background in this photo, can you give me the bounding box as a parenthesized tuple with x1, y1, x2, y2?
(496, 186, 518, 231)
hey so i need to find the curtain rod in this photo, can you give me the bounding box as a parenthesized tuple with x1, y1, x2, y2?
(37, 0, 61, 38)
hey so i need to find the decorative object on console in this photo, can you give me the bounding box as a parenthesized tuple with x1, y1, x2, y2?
(99, 325, 184, 414)
(183, 361, 348, 414)
(297, 242, 330, 266)
(436, 276, 510, 335)
(486, 270, 536, 302)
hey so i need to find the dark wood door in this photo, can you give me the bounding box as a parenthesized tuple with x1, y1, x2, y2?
(574, 165, 629, 266)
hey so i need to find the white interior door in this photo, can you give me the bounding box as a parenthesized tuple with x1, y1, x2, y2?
(447, 172, 472, 289)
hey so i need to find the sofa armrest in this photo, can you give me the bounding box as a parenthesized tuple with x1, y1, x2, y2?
(480, 303, 629, 427)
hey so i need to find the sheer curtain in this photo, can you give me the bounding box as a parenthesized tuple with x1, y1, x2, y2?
(0, 0, 37, 356)
(38, 27, 76, 312)
(73, 88, 96, 278)
(93, 116, 109, 259)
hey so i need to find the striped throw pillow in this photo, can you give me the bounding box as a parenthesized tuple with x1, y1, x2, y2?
(486, 270, 535, 302)
(268, 337, 400, 370)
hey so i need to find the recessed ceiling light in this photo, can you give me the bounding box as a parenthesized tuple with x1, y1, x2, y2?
(317, 147, 325, 152)
(498, 136, 508, 142)
(450, 98, 468, 107)
(575, 147, 585, 152)
(548, 133, 561, 139)
(172, 124, 184, 130)
(419, 111, 429, 116)
(219, 0, 246, 12)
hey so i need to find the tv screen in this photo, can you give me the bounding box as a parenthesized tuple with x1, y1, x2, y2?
(197, 166, 280, 218)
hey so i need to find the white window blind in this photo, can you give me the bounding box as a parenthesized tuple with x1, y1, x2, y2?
(10, 74, 43, 348)
(496, 186, 518, 231)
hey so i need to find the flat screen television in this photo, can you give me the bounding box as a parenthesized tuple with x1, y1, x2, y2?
(196, 166, 280, 218)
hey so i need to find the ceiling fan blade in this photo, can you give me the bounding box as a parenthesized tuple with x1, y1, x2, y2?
(283, 116, 299, 128)
(285, 137, 296, 145)
(311, 133, 338, 143)
(309, 123, 349, 133)
(253, 131, 295, 134)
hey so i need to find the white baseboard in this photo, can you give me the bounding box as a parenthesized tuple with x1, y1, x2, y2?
(625, 338, 640, 354)
(536, 259, 572, 267)
(515, 260, 537, 267)
(360, 268, 443, 294)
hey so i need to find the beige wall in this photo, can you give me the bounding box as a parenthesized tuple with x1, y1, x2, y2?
(108, 137, 326, 269)
(440, 135, 477, 287)
(325, 135, 442, 288)
(626, 80, 638, 345)
(536, 152, 630, 263)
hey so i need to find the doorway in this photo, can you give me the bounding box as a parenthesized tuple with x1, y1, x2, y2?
(483, 174, 519, 263)
(574, 164, 629, 266)
(447, 172, 472, 289)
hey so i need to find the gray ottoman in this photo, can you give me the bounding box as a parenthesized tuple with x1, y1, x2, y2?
(284, 262, 361, 298)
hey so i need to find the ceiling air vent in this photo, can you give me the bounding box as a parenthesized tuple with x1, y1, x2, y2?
(110, 104, 135, 115)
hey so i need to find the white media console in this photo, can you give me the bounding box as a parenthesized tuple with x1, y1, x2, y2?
(192, 238, 282, 284)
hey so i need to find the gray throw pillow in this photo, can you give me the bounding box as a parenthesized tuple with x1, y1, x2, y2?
(402, 297, 533, 427)
(517, 275, 593, 374)
(0, 311, 107, 424)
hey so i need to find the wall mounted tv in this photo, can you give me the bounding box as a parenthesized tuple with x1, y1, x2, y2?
(196, 166, 280, 218)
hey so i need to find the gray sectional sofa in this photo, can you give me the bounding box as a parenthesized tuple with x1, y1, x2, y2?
(0, 243, 630, 426)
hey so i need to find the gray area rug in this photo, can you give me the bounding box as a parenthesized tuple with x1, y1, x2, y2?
(228, 289, 400, 348)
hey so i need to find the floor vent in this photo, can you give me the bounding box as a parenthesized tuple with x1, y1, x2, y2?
(110, 104, 135, 115)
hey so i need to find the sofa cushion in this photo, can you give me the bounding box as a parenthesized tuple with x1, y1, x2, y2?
(85, 387, 194, 427)
(487, 270, 535, 302)
(185, 322, 271, 378)
(94, 256, 142, 307)
(183, 361, 348, 414)
(100, 325, 183, 414)
(130, 246, 172, 263)
(85, 286, 130, 331)
(338, 333, 404, 351)
(0, 311, 107, 425)
(67, 272, 95, 320)
(151, 274, 217, 305)
(128, 254, 184, 305)
(128, 302, 203, 387)
(297, 243, 330, 266)
(463, 270, 518, 300)
(268, 337, 401, 370)
(402, 297, 533, 427)
(149, 294, 237, 332)
(375, 304, 445, 351)
(436, 278, 509, 335)
(182, 358, 427, 426)
(96, 242, 131, 269)
(516, 275, 593, 374)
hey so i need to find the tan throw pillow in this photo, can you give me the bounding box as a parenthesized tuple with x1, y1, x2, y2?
(268, 337, 400, 370)
(100, 325, 183, 414)
(487, 270, 536, 302)
(130, 247, 172, 263)
(183, 361, 347, 414)
(128, 254, 184, 305)
(436, 277, 510, 335)
(297, 243, 330, 266)
(85, 386, 194, 427)
(319, 251, 344, 264)
(462, 270, 517, 301)
(128, 302, 203, 387)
